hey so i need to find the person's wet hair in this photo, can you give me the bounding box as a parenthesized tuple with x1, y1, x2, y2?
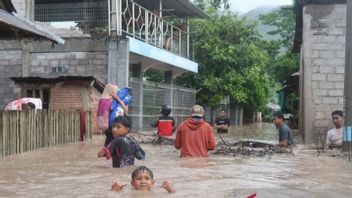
(131, 166, 153, 180)
(332, 110, 343, 118)
(113, 115, 132, 128)
(273, 111, 284, 119)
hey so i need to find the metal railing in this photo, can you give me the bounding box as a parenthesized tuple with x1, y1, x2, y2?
(129, 78, 196, 131)
(114, 0, 190, 58)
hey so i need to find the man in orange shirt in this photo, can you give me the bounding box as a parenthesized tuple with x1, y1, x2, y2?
(175, 105, 217, 157)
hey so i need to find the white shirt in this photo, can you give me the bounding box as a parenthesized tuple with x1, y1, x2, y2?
(326, 127, 343, 146)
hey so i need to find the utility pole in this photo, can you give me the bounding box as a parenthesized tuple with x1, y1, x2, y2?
(344, 0, 352, 158)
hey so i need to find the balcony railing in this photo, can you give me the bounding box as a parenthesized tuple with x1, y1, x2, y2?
(109, 0, 190, 59)
(34, 0, 192, 59)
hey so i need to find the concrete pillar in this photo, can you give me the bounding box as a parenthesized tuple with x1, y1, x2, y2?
(239, 106, 243, 126)
(229, 102, 243, 126)
(131, 63, 143, 131)
(25, 0, 34, 21)
(229, 101, 238, 126)
(108, 38, 129, 87)
(164, 71, 173, 109)
(21, 40, 31, 77)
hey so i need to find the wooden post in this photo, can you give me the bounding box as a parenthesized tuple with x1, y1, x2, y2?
(0, 111, 3, 158)
(344, 0, 352, 156)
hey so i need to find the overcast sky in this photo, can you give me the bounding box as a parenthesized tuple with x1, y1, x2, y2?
(229, 0, 293, 14)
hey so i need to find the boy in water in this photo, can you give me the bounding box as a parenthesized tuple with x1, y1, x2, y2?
(97, 115, 145, 168)
(111, 166, 176, 193)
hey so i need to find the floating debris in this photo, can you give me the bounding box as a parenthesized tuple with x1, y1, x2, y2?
(214, 135, 293, 157)
(129, 132, 175, 145)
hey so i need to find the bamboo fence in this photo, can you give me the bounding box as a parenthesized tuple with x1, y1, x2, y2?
(0, 110, 92, 158)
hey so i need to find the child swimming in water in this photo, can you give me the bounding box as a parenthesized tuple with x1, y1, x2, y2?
(111, 166, 176, 193)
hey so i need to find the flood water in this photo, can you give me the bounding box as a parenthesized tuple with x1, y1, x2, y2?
(0, 123, 351, 198)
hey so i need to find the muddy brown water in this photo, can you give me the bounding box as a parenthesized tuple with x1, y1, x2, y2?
(0, 123, 351, 198)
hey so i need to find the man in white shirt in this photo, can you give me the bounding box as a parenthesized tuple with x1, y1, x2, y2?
(326, 110, 344, 148)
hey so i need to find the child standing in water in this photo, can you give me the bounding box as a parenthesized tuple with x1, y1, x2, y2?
(97, 115, 145, 168)
(111, 166, 176, 193)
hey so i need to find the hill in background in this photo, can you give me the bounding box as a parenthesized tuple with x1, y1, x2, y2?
(241, 6, 281, 41)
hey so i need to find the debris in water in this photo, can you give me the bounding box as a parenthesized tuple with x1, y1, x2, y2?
(214, 135, 293, 157)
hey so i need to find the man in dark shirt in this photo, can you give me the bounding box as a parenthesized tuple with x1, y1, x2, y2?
(214, 110, 230, 133)
(273, 111, 293, 147)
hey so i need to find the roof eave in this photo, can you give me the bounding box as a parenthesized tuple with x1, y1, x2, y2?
(0, 9, 64, 44)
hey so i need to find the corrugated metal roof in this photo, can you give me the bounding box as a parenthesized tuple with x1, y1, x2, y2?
(0, 9, 64, 44)
(10, 76, 105, 93)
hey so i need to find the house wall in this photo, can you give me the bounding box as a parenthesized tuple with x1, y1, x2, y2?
(301, 4, 346, 144)
(50, 84, 84, 110)
(0, 38, 108, 109)
(0, 43, 22, 107)
(12, 0, 27, 17)
(50, 83, 100, 134)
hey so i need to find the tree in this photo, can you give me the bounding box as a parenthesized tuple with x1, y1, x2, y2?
(176, 13, 272, 111)
(193, 0, 230, 11)
(259, 6, 296, 49)
(259, 5, 299, 84)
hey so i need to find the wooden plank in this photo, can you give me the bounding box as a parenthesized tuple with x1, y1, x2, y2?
(0, 111, 3, 158)
(75, 112, 78, 141)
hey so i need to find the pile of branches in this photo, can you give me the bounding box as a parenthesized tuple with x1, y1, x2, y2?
(129, 132, 174, 145)
(214, 136, 293, 157)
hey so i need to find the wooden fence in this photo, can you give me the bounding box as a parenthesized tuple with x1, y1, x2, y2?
(0, 110, 92, 158)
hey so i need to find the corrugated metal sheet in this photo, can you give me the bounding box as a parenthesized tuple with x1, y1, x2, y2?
(10, 76, 105, 93)
(0, 9, 64, 44)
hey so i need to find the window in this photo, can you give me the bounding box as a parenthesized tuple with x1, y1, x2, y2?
(25, 88, 50, 109)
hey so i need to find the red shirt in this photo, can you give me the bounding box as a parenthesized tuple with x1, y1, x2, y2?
(156, 116, 175, 137)
(175, 118, 216, 157)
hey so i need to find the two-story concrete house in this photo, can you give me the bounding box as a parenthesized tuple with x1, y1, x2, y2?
(0, 0, 206, 133)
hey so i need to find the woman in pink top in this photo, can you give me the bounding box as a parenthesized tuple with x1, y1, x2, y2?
(97, 84, 129, 132)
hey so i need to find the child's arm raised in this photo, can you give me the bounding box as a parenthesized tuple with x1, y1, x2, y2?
(161, 180, 176, 193)
(111, 181, 127, 191)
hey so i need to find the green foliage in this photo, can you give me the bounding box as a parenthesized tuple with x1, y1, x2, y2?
(259, 5, 299, 84)
(270, 51, 299, 83)
(176, 13, 272, 110)
(143, 70, 164, 84)
(259, 6, 296, 49)
(175, 1, 299, 112)
(194, 0, 230, 14)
